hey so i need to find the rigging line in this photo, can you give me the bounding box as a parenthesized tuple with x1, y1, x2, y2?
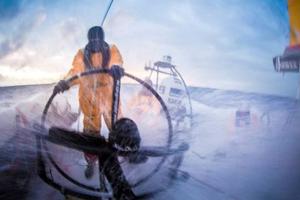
(101, 0, 114, 26)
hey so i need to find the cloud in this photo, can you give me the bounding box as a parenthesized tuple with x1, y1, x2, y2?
(0, 65, 59, 86)
(106, 9, 135, 36)
(0, 11, 46, 60)
(59, 17, 83, 43)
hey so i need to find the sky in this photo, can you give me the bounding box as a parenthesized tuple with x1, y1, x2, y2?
(0, 0, 298, 97)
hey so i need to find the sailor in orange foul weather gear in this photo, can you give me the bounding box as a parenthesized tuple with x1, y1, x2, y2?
(54, 26, 124, 178)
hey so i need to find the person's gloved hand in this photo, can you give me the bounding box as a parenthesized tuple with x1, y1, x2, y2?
(110, 65, 124, 80)
(109, 118, 141, 152)
(54, 80, 70, 94)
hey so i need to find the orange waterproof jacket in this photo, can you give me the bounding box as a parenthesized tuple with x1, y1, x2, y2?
(288, 0, 300, 46)
(65, 44, 123, 132)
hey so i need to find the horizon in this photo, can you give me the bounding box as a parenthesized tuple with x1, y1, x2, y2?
(0, 80, 296, 101)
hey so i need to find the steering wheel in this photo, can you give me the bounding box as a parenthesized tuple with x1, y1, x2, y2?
(37, 68, 185, 199)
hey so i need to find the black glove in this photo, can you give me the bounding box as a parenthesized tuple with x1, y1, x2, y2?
(109, 118, 141, 151)
(54, 80, 70, 94)
(110, 65, 124, 80)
